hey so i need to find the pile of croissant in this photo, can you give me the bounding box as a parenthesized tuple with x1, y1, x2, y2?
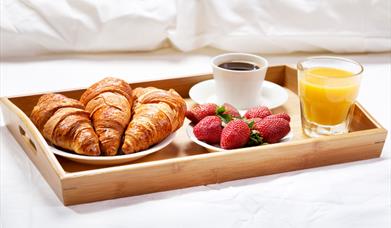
(30, 77, 186, 156)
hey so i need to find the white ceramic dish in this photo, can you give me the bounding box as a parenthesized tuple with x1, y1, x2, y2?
(211, 53, 269, 109)
(189, 79, 288, 110)
(186, 124, 293, 152)
(50, 132, 176, 165)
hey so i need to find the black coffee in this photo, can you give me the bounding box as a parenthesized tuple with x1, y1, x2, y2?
(218, 61, 260, 71)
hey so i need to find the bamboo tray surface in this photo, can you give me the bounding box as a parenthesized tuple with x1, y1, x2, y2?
(1, 66, 387, 205)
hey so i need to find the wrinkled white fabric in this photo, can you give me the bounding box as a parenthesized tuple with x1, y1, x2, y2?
(169, 0, 391, 53)
(1, 0, 176, 56)
(1, 0, 390, 57)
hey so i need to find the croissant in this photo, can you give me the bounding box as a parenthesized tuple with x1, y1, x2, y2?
(30, 93, 101, 156)
(80, 77, 133, 156)
(122, 87, 186, 154)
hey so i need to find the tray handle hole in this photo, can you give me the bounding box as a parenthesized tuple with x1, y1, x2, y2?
(19, 125, 26, 136)
(28, 138, 37, 152)
(18, 125, 37, 153)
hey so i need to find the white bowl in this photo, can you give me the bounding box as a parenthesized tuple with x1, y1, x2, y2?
(50, 132, 176, 165)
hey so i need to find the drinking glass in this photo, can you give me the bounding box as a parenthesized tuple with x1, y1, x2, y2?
(297, 56, 363, 137)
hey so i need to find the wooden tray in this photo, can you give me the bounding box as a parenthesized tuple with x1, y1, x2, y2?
(0, 66, 387, 205)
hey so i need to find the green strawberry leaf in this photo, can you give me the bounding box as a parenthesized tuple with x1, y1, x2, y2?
(218, 114, 232, 123)
(247, 131, 263, 146)
(247, 120, 255, 129)
(216, 106, 225, 115)
(216, 105, 232, 123)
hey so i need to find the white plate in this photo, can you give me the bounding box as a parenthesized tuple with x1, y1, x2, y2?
(50, 132, 176, 165)
(186, 124, 293, 152)
(189, 80, 288, 110)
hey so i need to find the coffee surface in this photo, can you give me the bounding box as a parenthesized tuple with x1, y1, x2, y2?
(218, 61, 260, 71)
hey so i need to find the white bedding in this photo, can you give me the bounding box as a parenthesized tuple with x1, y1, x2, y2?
(2, 0, 390, 57)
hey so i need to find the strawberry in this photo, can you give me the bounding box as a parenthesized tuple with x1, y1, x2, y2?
(220, 119, 251, 149)
(264, 113, 291, 122)
(244, 106, 272, 119)
(246, 118, 262, 127)
(253, 118, 290, 143)
(215, 103, 240, 124)
(186, 103, 218, 124)
(222, 103, 241, 118)
(193, 116, 223, 144)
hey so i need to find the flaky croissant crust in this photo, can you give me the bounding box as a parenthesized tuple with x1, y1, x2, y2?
(122, 87, 186, 154)
(80, 77, 133, 156)
(132, 87, 186, 131)
(30, 94, 100, 156)
(30, 93, 84, 131)
(80, 77, 133, 104)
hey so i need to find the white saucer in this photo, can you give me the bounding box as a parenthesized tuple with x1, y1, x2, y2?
(186, 124, 293, 152)
(50, 132, 176, 166)
(189, 80, 288, 109)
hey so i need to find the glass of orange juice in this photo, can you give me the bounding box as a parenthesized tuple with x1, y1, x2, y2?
(297, 56, 363, 137)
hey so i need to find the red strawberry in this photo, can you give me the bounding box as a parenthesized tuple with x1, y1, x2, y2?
(223, 103, 241, 118)
(220, 119, 250, 149)
(186, 103, 218, 123)
(264, 113, 291, 122)
(244, 106, 272, 119)
(247, 118, 262, 127)
(253, 118, 290, 143)
(193, 116, 223, 144)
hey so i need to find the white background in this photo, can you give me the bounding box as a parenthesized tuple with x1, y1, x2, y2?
(1, 49, 390, 228)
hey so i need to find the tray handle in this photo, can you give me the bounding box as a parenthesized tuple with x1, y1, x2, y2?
(0, 97, 65, 176)
(17, 124, 38, 154)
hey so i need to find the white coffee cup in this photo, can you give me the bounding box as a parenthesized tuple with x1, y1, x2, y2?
(211, 53, 269, 109)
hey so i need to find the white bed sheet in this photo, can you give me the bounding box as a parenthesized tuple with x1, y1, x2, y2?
(1, 50, 390, 228)
(2, 0, 390, 57)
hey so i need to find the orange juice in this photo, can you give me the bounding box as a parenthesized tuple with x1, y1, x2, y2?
(299, 67, 360, 125)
